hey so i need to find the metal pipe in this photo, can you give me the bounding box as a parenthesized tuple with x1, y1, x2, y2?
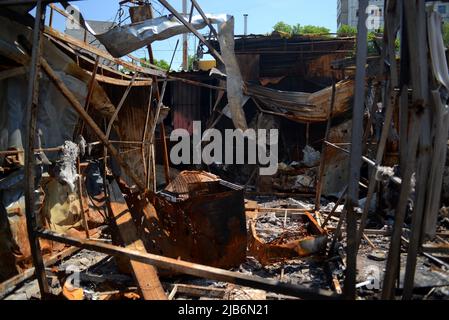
(244, 14, 248, 36)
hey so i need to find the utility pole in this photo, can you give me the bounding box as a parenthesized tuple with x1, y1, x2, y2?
(182, 0, 188, 70)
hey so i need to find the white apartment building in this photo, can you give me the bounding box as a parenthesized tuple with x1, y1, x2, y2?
(338, 0, 449, 30)
(337, 0, 384, 29)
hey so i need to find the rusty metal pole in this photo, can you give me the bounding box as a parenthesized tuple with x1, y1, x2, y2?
(23, 0, 49, 298)
(49, 5, 53, 28)
(159, 122, 170, 184)
(182, 0, 188, 70)
(344, 0, 368, 300)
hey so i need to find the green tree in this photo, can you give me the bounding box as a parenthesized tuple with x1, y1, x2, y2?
(295, 25, 330, 35)
(187, 55, 198, 71)
(337, 24, 357, 37)
(291, 23, 302, 35)
(274, 22, 330, 37)
(273, 21, 293, 35)
(140, 57, 170, 71)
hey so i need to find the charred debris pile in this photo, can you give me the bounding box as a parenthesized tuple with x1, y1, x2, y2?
(0, 0, 449, 301)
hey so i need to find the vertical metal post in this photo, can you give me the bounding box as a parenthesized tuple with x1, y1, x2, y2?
(49, 6, 54, 28)
(182, 0, 188, 70)
(315, 76, 336, 211)
(23, 0, 49, 298)
(344, 0, 368, 300)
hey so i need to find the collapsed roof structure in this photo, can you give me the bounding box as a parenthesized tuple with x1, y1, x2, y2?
(0, 0, 448, 301)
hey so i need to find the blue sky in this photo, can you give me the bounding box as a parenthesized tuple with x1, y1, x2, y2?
(48, 0, 337, 68)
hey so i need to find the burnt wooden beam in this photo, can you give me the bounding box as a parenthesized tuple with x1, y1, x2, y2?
(107, 181, 167, 300)
(37, 229, 339, 300)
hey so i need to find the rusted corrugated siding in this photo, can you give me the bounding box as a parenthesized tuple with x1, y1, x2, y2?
(102, 84, 150, 184)
(171, 82, 202, 135)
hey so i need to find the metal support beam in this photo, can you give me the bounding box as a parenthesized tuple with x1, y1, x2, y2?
(344, 0, 368, 300)
(190, 0, 219, 39)
(315, 77, 336, 211)
(23, 0, 50, 298)
(157, 0, 224, 64)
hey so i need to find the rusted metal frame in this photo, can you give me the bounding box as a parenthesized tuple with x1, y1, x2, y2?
(0, 146, 63, 156)
(44, 27, 166, 77)
(44, 34, 150, 82)
(36, 229, 339, 299)
(159, 121, 170, 184)
(142, 85, 153, 180)
(144, 6, 163, 185)
(85, 73, 152, 86)
(148, 40, 179, 149)
(48, 4, 53, 28)
(182, 0, 188, 70)
(141, 4, 171, 187)
(315, 75, 337, 211)
(355, 1, 401, 252)
(157, 0, 224, 65)
(40, 58, 146, 190)
(76, 157, 89, 239)
(383, 0, 430, 300)
(190, 0, 219, 39)
(89, 140, 160, 146)
(146, 35, 178, 190)
(151, 140, 157, 191)
(106, 180, 167, 300)
(102, 73, 138, 187)
(105, 73, 138, 141)
(23, 0, 50, 298)
(77, 55, 100, 138)
(344, 0, 369, 300)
